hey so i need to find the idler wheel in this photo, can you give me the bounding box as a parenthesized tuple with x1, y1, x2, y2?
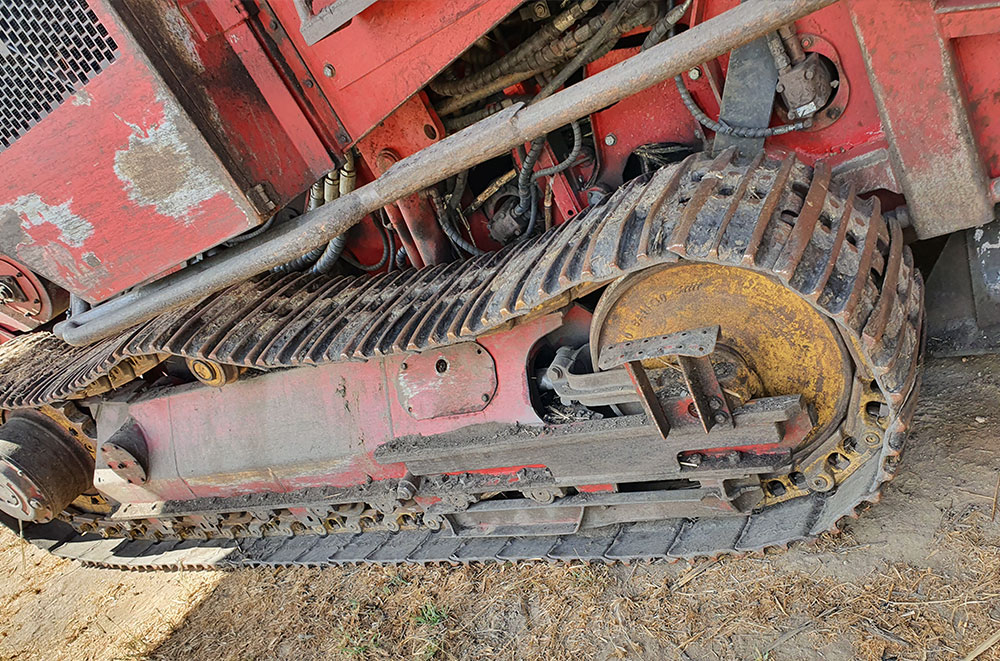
(0, 410, 94, 522)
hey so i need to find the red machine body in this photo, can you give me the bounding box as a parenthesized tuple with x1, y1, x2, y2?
(0, 0, 990, 562)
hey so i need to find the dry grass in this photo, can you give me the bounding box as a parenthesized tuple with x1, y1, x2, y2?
(138, 504, 1000, 661)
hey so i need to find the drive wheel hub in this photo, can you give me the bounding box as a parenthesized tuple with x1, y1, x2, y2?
(0, 411, 94, 522)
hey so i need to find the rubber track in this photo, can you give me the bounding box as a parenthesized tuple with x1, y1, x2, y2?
(3, 150, 924, 568)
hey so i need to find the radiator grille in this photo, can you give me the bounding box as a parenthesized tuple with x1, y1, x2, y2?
(0, 0, 118, 152)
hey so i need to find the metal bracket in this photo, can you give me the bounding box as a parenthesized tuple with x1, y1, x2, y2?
(599, 326, 730, 436)
(293, 0, 377, 45)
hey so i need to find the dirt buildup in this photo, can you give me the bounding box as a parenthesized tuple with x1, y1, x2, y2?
(0, 355, 998, 660)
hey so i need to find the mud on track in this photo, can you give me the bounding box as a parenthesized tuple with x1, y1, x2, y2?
(1, 355, 998, 661)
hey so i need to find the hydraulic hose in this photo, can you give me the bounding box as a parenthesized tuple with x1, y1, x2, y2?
(342, 217, 391, 272)
(310, 151, 356, 274)
(429, 188, 485, 256)
(430, 0, 598, 97)
(642, 0, 811, 138)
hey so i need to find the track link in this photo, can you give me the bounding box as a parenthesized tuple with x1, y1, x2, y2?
(1, 149, 924, 568)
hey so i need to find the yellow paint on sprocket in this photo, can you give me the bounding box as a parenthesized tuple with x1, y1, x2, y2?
(591, 262, 852, 445)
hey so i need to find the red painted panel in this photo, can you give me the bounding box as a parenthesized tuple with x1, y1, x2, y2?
(951, 33, 1000, 179)
(267, 0, 523, 143)
(0, 3, 255, 302)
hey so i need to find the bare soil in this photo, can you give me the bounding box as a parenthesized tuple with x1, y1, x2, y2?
(1, 355, 998, 661)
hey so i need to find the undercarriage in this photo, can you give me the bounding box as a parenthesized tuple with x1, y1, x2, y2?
(3, 0, 995, 571)
(0, 149, 921, 568)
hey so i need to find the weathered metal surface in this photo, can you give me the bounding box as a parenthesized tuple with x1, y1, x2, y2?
(712, 30, 779, 157)
(1, 148, 925, 568)
(55, 0, 842, 345)
(598, 326, 720, 369)
(847, 0, 993, 238)
(377, 396, 810, 482)
(0, 0, 264, 303)
(3, 152, 916, 425)
(396, 342, 497, 421)
(268, 0, 524, 142)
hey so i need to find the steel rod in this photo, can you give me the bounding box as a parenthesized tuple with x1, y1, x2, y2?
(55, 0, 838, 346)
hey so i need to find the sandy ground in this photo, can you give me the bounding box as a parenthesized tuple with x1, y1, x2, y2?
(0, 354, 998, 661)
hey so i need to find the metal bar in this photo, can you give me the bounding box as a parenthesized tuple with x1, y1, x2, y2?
(624, 361, 671, 439)
(677, 355, 734, 434)
(55, 0, 839, 346)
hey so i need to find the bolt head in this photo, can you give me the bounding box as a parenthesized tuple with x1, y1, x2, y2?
(687, 67, 702, 80)
(713, 411, 729, 424)
(604, 133, 617, 147)
(533, 1, 547, 17)
(481, 393, 490, 403)
(775, 82, 785, 93)
(28, 498, 41, 510)
(303, 78, 314, 88)
(323, 64, 335, 78)
(687, 453, 703, 467)
(804, 68, 815, 80)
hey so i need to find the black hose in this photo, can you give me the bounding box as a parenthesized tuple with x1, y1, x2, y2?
(515, 137, 547, 215)
(640, 0, 811, 138)
(641, 0, 690, 51)
(531, 121, 583, 181)
(273, 245, 324, 273)
(674, 75, 812, 137)
(223, 215, 276, 247)
(429, 188, 485, 256)
(342, 219, 391, 272)
(395, 246, 409, 269)
(524, 185, 540, 239)
(309, 235, 347, 274)
(448, 170, 468, 211)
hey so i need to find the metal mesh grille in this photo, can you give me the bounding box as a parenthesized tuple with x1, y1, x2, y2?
(0, 0, 118, 152)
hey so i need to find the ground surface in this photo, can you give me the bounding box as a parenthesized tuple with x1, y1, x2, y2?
(0, 355, 998, 661)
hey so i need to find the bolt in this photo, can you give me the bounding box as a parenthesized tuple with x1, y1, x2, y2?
(400, 362, 408, 371)
(775, 82, 785, 93)
(713, 410, 729, 424)
(532, 1, 547, 18)
(687, 67, 702, 80)
(28, 498, 41, 510)
(481, 393, 490, 403)
(604, 133, 617, 146)
(323, 64, 335, 78)
(726, 450, 741, 465)
(686, 453, 703, 467)
(801, 37, 812, 49)
(269, 19, 278, 30)
(303, 78, 314, 88)
(826, 107, 842, 120)
(709, 396, 723, 411)
(864, 433, 881, 447)
(804, 68, 815, 80)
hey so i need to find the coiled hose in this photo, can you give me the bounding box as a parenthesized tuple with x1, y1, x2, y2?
(430, 0, 597, 97)
(641, 0, 811, 137)
(272, 181, 326, 273)
(429, 188, 484, 256)
(341, 214, 391, 272)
